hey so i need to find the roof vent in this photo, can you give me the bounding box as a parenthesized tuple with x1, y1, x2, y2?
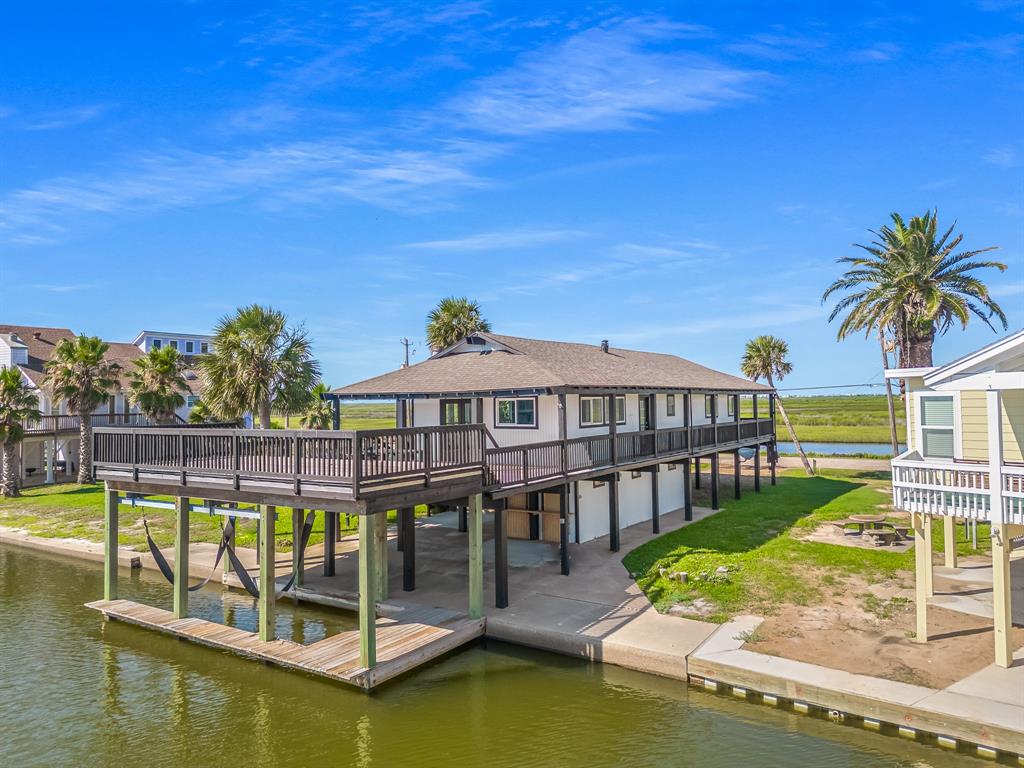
(600, 340, 609, 353)
(465, 336, 485, 345)
(33, 332, 42, 339)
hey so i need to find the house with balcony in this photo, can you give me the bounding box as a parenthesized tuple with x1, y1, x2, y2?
(88, 331, 777, 686)
(887, 329, 1024, 668)
(0, 323, 209, 486)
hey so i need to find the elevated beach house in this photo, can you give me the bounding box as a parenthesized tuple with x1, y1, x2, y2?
(88, 332, 777, 686)
(887, 329, 1024, 668)
(0, 324, 209, 486)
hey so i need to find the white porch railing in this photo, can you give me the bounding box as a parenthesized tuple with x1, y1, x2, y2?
(891, 451, 1024, 524)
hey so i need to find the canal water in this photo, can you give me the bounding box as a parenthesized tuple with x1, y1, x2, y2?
(777, 441, 903, 456)
(1, 543, 976, 767)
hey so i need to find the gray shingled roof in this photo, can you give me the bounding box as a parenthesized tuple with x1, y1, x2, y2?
(333, 333, 769, 397)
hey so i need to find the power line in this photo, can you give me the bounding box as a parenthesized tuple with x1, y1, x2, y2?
(775, 382, 887, 392)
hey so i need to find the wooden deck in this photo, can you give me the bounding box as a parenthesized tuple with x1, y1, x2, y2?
(85, 598, 485, 689)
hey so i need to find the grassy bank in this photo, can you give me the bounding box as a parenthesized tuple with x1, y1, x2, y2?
(623, 468, 987, 623)
(0, 482, 423, 551)
(773, 394, 905, 444)
(272, 402, 396, 431)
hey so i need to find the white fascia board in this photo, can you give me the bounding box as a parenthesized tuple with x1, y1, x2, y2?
(931, 371, 1024, 392)
(923, 329, 1024, 386)
(884, 367, 934, 379)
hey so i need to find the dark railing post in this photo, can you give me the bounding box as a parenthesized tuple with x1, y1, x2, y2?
(178, 431, 186, 485)
(353, 433, 364, 494)
(421, 432, 430, 488)
(608, 394, 617, 467)
(522, 447, 529, 486)
(292, 435, 301, 495)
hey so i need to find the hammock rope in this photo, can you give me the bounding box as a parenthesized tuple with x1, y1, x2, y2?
(142, 510, 317, 600)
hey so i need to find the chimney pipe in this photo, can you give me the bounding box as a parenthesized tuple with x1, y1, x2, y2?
(600, 340, 609, 353)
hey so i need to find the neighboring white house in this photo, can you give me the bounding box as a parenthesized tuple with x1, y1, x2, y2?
(0, 324, 212, 486)
(887, 329, 1024, 668)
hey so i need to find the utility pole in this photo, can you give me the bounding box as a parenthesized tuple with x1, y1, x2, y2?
(880, 329, 900, 457)
(400, 338, 413, 368)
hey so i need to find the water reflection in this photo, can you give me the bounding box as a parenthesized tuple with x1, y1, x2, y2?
(1, 544, 982, 768)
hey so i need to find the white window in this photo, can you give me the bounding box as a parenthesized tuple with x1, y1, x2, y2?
(920, 396, 955, 459)
(580, 396, 625, 427)
(496, 398, 536, 428)
(186, 395, 200, 408)
(705, 395, 714, 419)
(666, 394, 676, 417)
(152, 339, 162, 350)
(170, 340, 178, 350)
(200, 342, 209, 354)
(727, 396, 735, 418)
(185, 341, 194, 353)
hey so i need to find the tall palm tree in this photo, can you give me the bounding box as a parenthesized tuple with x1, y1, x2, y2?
(300, 382, 335, 429)
(740, 335, 813, 476)
(425, 297, 491, 352)
(44, 336, 121, 484)
(823, 211, 1007, 368)
(0, 367, 40, 497)
(127, 346, 189, 425)
(198, 304, 321, 429)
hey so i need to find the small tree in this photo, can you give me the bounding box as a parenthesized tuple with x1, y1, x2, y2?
(740, 335, 813, 476)
(425, 297, 491, 352)
(0, 366, 40, 497)
(44, 336, 121, 484)
(187, 398, 243, 427)
(198, 304, 321, 429)
(128, 346, 189, 425)
(301, 383, 335, 430)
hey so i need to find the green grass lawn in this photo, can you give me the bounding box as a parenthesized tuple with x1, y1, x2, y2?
(0, 482, 425, 552)
(272, 402, 396, 431)
(771, 394, 906, 444)
(623, 468, 987, 623)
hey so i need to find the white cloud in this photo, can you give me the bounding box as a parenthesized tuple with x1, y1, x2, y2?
(403, 227, 587, 251)
(847, 43, 901, 62)
(983, 147, 1017, 168)
(0, 139, 496, 243)
(941, 33, 1024, 58)
(22, 104, 110, 131)
(26, 282, 100, 293)
(447, 17, 760, 135)
(603, 303, 826, 344)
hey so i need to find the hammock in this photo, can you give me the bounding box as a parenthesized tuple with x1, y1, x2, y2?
(143, 511, 317, 600)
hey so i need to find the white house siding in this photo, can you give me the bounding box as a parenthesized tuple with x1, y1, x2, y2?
(617, 471, 654, 529)
(658, 464, 685, 512)
(484, 395, 561, 447)
(656, 394, 686, 428)
(576, 479, 611, 543)
(0, 338, 12, 368)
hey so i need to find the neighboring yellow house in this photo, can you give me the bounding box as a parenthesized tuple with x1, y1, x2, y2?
(887, 329, 1024, 668)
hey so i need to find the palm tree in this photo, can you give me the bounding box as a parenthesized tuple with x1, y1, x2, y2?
(740, 335, 813, 476)
(43, 336, 121, 484)
(187, 398, 243, 426)
(425, 297, 491, 352)
(823, 211, 1007, 368)
(300, 383, 335, 429)
(0, 367, 40, 497)
(127, 346, 189, 425)
(198, 304, 321, 429)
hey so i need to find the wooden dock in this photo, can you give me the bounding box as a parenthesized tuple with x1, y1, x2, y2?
(86, 598, 484, 689)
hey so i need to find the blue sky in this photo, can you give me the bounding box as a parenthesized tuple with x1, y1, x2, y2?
(2, 1, 1021, 392)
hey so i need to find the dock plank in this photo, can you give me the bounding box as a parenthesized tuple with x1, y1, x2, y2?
(84, 598, 484, 690)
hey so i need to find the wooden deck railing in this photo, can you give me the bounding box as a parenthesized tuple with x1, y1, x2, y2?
(892, 455, 1024, 524)
(94, 417, 773, 498)
(24, 412, 167, 435)
(94, 424, 486, 498)
(484, 417, 774, 489)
